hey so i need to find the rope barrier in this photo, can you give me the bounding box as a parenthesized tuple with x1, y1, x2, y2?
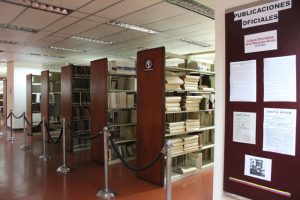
(0, 112, 12, 120)
(44, 121, 63, 144)
(11, 112, 25, 119)
(108, 135, 164, 172)
(24, 116, 42, 129)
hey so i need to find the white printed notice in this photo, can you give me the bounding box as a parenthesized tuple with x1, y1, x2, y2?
(230, 60, 256, 102)
(234, 0, 292, 28)
(245, 30, 277, 53)
(264, 55, 296, 102)
(244, 155, 272, 182)
(263, 108, 296, 156)
(233, 112, 256, 144)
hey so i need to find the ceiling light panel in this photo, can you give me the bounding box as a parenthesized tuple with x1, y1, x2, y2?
(0, 23, 38, 33)
(107, 21, 159, 34)
(39, 0, 92, 10)
(71, 36, 117, 45)
(48, 46, 86, 53)
(30, 53, 65, 58)
(166, 0, 215, 19)
(0, 1, 26, 24)
(2, 0, 72, 15)
(180, 38, 212, 47)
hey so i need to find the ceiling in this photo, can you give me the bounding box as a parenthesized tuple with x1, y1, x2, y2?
(0, 0, 215, 68)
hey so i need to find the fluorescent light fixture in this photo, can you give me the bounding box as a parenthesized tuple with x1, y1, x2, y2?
(71, 36, 117, 45)
(180, 38, 212, 47)
(167, 0, 215, 19)
(30, 53, 65, 59)
(107, 20, 159, 34)
(0, 23, 38, 33)
(0, 40, 19, 45)
(3, 0, 72, 15)
(48, 46, 86, 53)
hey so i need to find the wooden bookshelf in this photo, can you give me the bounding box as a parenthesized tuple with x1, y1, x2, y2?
(90, 58, 137, 164)
(41, 70, 61, 142)
(136, 47, 215, 186)
(26, 74, 41, 135)
(61, 65, 91, 152)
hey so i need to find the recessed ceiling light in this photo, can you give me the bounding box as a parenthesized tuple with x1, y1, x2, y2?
(71, 36, 117, 45)
(30, 53, 65, 59)
(0, 23, 39, 33)
(107, 20, 159, 34)
(48, 46, 86, 53)
(167, 0, 215, 19)
(2, 0, 72, 15)
(180, 38, 212, 47)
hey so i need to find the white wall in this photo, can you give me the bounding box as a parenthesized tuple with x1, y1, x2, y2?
(214, 1, 260, 199)
(7, 62, 44, 129)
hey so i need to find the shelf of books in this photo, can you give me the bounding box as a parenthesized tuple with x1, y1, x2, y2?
(137, 47, 215, 186)
(26, 74, 42, 135)
(61, 65, 91, 152)
(90, 58, 137, 164)
(41, 70, 61, 142)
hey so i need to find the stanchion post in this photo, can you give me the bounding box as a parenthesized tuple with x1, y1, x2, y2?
(57, 118, 70, 174)
(20, 112, 32, 151)
(7, 110, 16, 143)
(165, 139, 173, 200)
(39, 117, 50, 161)
(0, 113, 3, 137)
(96, 127, 116, 199)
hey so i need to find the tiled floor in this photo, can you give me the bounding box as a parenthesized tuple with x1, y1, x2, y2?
(0, 127, 213, 200)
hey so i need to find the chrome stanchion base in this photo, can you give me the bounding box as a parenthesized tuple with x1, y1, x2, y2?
(7, 136, 17, 143)
(96, 189, 116, 199)
(57, 165, 70, 174)
(39, 155, 50, 161)
(19, 144, 32, 151)
(0, 131, 4, 137)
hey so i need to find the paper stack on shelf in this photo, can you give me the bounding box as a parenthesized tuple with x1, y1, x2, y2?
(171, 137, 184, 156)
(165, 96, 181, 112)
(173, 166, 198, 175)
(185, 119, 201, 132)
(165, 76, 184, 90)
(181, 95, 202, 111)
(108, 92, 127, 108)
(187, 152, 203, 169)
(180, 75, 200, 91)
(165, 121, 185, 135)
(182, 135, 199, 153)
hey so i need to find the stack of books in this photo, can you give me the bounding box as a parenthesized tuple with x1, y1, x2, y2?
(165, 96, 181, 112)
(187, 152, 203, 169)
(182, 135, 199, 153)
(185, 119, 201, 132)
(165, 76, 184, 91)
(181, 75, 200, 91)
(181, 96, 202, 111)
(165, 121, 185, 135)
(171, 137, 184, 156)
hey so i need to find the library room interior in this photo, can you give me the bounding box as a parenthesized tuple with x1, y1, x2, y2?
(1, 0, 298, 200)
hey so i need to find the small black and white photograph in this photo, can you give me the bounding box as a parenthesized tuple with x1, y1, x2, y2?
(244, 155, 272, 181)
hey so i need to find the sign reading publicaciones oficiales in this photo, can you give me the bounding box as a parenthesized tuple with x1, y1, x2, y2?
(234, 0, 292, 28)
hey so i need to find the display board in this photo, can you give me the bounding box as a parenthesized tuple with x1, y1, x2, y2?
(224, 0, 300, 199)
